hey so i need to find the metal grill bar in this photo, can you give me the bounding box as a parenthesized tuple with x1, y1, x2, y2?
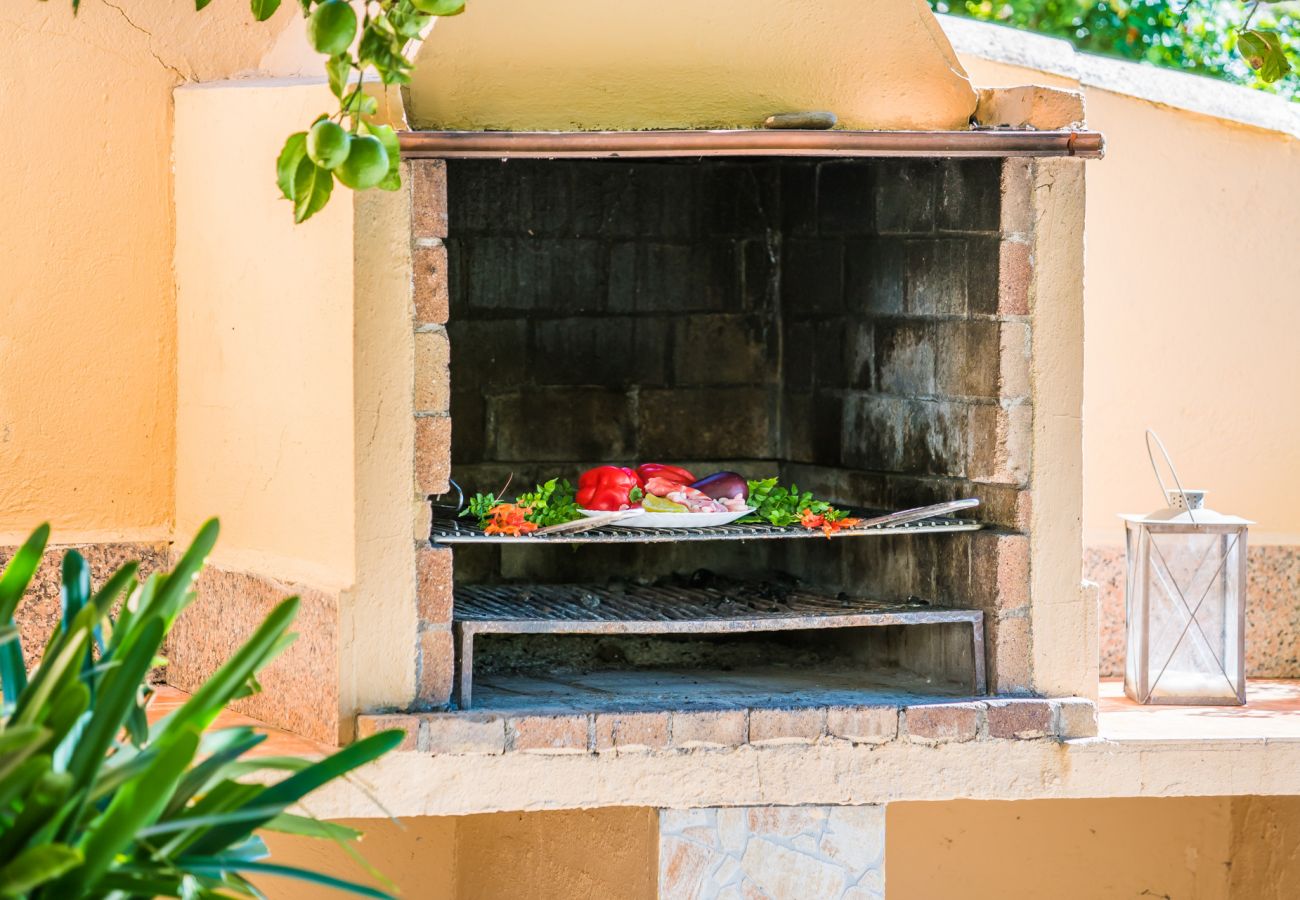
(453, 583, 986, 707)
(430, 506, 981, 545)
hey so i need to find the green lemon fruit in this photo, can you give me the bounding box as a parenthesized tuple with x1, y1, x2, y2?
(335, 134, 389, 190)
(306, 120, 351, 170)
(642, 495, 687, 514)
(308, 1, 357, 56)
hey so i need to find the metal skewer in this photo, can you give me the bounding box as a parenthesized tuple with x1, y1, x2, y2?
(533, 508, 647, 536)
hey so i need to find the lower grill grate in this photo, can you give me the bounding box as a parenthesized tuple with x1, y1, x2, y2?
(452, 582, 986, 707)
(457, 582, 939, 624)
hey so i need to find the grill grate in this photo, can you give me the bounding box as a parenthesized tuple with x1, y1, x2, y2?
(456, 582, 940, 624)
(430, 505, 981, 545)
(452, 582, 986, 707)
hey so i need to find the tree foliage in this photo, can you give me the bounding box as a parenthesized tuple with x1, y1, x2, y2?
(934, 0, 1299, 99)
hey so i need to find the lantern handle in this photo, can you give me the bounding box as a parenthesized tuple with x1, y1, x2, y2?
(1145, 429, 1196, 525)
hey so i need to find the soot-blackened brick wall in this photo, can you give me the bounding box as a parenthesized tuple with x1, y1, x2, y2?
(444, 157, 1035, 691)
(447, 158, 1015, 515)
(447, 160, 784, 493)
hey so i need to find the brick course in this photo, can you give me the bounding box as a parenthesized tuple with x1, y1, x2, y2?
(595, 712, 671, 752)
(356, 713, 419, 751)
(903, 703, 983, 743)
(359, 696, 1091, 757)
(509, 714, 590, 753)
(749, 707, 828, 745)
(416, 628, 454, 708)
(986, 699, 1054, 739)
(671, 710, 749, 749)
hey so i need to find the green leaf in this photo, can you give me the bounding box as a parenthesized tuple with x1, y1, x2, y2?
(67, 617, 164, 785)
(196, 0, 213, 9)
(135, 805, 288, 837)
(0, 524, 48, 704)
(12, 605, 94, 727)
(364, 121, 402, 191)
(164, 727, 266, 816)
(263, 814, 363, 841)
(420, 0, 465, 16)
(153, 778, 267, 859)
(89, 561, 138, 620)
(0, 724, 50, 783)
(0, 769, 73, 861)
(293, 158, 335, 223)
(188, 729, 402, 855)
(97, 870, 184, 896)
(164, 597, 298, 739)
(344, 88, 379, 119)
(250, 0, 282, 21)
(44, 680, 90, 757)
(0, 641, 26, 713)
(0, 844, 82, 896)
(70, 726, 201, 893)
(0, 523, 49, 621)
(176, 858, 394, 899)
(277, 132, 309, 201)
(0, 755, 50, 813)
(60, 551, 90, 628)
(152, 518, 219, 622)
(1238, 30, 1292, 82)
(327, 54, 352, 98)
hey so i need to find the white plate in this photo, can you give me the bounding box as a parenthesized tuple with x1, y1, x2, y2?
(579, 507, 755, 529)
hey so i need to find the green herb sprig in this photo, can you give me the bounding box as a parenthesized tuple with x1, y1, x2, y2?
(740, 477, 848, 527)
(461, 491, 500, 527)
(516, 478, 582, 528)
(460, 479, 582, 530)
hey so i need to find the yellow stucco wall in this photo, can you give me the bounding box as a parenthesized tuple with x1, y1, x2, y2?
(173, 80, 358, 590)
(173, 79, 421, 726)
(959, 55, 1300, 546)
(257, 809, 658, 899)
(0, 0, 316, 546)
(258, 800, 1300, 899)
(408, 0, 977, 131)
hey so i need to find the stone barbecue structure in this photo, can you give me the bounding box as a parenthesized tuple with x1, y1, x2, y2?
(392, 139, 1096, 724)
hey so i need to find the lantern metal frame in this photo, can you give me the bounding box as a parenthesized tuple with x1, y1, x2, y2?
(1121, 432, 1251, 706)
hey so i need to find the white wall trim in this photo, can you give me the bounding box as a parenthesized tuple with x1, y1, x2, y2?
(941, 15, 1300, 140)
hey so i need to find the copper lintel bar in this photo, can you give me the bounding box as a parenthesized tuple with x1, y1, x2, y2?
(399, 129, 1105, 160)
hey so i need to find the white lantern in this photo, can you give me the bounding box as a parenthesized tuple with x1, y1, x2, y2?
(1121, 433, 1252, 705)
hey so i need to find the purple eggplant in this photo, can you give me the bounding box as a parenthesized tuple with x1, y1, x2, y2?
(690, 471, 749, 501)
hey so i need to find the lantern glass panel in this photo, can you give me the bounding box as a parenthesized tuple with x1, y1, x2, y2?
(1124, 522, 1246, 705)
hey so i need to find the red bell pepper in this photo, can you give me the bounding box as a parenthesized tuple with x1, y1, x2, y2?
(577, 466, 644, 511)
(636, 463, 696, 485)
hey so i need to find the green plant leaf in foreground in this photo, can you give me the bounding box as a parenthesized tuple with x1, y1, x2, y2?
(0, 521, 400, 897)
(0, 843, 82, 896)
(0, 524, 49, 711)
